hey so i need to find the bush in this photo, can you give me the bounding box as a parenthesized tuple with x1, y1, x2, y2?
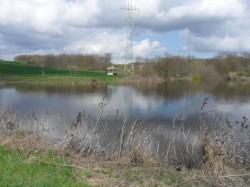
(192, 73, 202, 82)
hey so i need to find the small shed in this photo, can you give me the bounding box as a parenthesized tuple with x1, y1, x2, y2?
(107, 65, 118, 76)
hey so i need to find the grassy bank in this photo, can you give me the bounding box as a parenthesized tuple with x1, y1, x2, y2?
(3, 132, 249, 187)
(1, 105, 250, 186)
(0, 135, 188, 187)
(0, 128, 193, 187)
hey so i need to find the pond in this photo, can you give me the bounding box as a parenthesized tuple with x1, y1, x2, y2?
(1, 81, 250, 167)
(1, 82, 250, 128)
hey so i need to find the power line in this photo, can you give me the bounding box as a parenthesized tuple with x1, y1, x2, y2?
(122, 0, 139, 75)
(139, 0, 157, 21)
(131, 0, 157, 35)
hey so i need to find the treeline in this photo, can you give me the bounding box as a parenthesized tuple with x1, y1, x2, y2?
(14, 53, 112, 71)
(14, 52, 250, 81)
(135, 53, 250, 81)
(206, 53, 250, 74)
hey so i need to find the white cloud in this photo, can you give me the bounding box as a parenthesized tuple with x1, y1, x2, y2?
(167, 0, 245, 19)
(180, 27, 250, 52)
(64, 0, 101, 27)
(0, 0, 250, 61)
(64, 29, 126, 60)
(0, 0, 64, 35)
(134, 39, 166, 57)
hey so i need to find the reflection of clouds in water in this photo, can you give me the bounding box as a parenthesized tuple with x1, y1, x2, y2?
(0, 86, 206, 121)
(128, 92, 205, 119)
(133, 93, 160, 112)
(95, 86, 199, 119)
(1, 85, 250, 128)
(68, 93, 101, 109)
(214, 102, 250, 120)
(0, 88, 17, 105)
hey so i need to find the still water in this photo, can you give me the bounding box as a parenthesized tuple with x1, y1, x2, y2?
(1, 81, 250, 131)
(1, 81, 250, 165)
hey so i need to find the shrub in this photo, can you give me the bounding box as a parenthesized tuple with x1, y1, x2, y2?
(193, 73, 202, 82)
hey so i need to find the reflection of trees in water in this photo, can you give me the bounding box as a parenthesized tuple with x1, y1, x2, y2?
(126, 81, 250, 103)
(129, 81, 207, 101)
(12, 81, 250, 104)
(13, 84, 109, 97)
(210, 83, 250, 102)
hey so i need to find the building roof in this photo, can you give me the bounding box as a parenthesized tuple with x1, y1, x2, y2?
(107, 65, 118, 70)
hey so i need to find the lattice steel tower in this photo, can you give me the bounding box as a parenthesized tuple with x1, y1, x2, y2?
(122, 0, 139, 75)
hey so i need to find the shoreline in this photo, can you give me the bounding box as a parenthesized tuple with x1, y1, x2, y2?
(0, 78, 6, 87)
(1, 116, 249, 187)
(0, 74, 194, 86)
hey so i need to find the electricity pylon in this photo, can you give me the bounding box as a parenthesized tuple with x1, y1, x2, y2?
(122, 0, 139, 75)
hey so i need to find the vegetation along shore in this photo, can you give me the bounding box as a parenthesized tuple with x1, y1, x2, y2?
(1, 52, 250, 86)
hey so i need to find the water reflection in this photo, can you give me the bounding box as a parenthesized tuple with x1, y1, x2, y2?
(0, 82, 250, 130)
(1, 82, 250, 167)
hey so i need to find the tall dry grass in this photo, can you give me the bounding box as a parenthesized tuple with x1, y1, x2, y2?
(54, 98, 250, 173)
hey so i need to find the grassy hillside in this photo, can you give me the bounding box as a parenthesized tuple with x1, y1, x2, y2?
(0, 60, 118, 85)
(0, 60, 107, 77)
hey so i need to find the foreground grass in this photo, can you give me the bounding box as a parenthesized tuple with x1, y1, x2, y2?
(0, 144, 91, 187)
(0, 133, 249, 187)
(0, 133, 188, 187)
(0, 104, 250, 186)
(0, 141, 192, 187)
(1, 130, 249, 187)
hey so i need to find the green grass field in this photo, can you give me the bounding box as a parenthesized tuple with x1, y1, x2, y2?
(0, 60, 107, 77)
(0, 60, 119, 85)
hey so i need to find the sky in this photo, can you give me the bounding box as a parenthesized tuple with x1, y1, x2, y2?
(0, 0, 250, 63)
